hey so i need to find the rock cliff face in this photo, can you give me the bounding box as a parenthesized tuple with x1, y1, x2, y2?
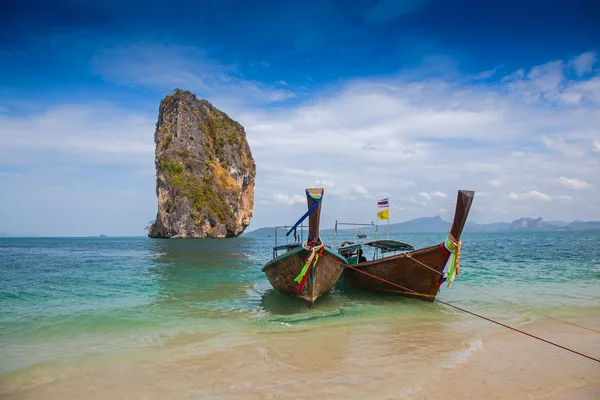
(148, 89, 256, 238)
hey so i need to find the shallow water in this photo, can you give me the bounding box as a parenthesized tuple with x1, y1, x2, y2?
(1, 232, 599, 398)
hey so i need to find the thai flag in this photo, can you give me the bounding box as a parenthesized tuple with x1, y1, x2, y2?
(378, 198, 389, 208)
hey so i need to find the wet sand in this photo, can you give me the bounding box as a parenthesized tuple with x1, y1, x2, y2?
(2, 314, 599, 400)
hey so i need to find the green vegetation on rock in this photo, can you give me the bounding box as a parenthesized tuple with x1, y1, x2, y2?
(149, 89, 256, 238)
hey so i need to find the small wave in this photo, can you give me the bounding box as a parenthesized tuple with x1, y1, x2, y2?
(393, 385, 423, 398)
(264, 309, 346, 325)
(439, 339, 483, 370)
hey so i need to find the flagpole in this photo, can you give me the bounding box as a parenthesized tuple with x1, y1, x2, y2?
(334, 220, 337, 251)
(387, 201, 390, 239)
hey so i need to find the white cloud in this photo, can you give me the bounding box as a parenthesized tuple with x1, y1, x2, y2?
(473, 65, 503, 80)
(430, 191, 448, 198)
(4, 49, 600, 232)
(0, 104, 155, 165)
(558, 176, 592, 190)
(528, 191, 552, 202)
(351, 185, 369, 195)
(92, 43, 296, 105)
(273, 193, 305, 205)
(313, 180, 369, 198)
(488, 179, 505, 187)
(570, 51, 597, 77)
(507, 190, 552, 202)
(501, 68, 525, 82)
(556, 195, 573, 202)
(417, 191, 448, 201)
(503, 52, 600, 105)
(542, 136, 585, 158)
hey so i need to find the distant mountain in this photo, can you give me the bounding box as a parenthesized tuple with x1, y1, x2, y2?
(243, 216, 600, 237)
(547, 220, 571, 227)
(568, 220, 600, 231)
(243, 227, 277, 237)
(388, 215, 450, 233)
(505, 217, 566, 231)
(463, 221, 511, 232)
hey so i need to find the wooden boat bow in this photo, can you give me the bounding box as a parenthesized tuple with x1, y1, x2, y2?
(450, 190, 475, 241)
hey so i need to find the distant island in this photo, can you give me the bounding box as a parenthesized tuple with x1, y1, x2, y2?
(243, 216, 600, 237)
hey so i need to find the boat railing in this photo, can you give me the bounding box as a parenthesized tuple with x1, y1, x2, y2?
(272, 224, 307, 259)
(333, 221, 377, 252)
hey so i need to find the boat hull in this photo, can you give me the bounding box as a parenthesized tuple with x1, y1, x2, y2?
(262, 247, 347, 307)
(342, 244, 449, 301)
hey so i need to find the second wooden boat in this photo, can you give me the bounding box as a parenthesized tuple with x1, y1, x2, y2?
(262, 188, 348, 308)
(340, 190, 475, 301)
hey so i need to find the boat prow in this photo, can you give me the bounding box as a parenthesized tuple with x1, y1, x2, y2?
(262, 245, 348, 307)
(341, 190, 475, 301)
(261, 188, 348, 308)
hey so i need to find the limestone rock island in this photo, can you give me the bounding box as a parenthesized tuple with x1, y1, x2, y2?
(148, 89, 256, 238)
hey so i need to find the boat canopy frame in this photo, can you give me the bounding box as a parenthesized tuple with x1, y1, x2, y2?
(334, 220, 414, 261)
(272, 224, 306, 259)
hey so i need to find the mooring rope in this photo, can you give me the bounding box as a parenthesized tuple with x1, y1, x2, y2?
(322, 254, 600, 364)
(404, 252, 600, 334)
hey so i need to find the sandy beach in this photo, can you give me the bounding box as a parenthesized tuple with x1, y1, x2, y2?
(2, 312, 598, 400)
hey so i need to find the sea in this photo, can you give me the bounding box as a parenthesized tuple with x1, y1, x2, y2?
(1, 232, 599, 399)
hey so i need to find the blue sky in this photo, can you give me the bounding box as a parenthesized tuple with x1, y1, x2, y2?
(1, 0, 599, 236)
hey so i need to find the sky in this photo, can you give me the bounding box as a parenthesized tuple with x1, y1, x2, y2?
(0, 0, 599, 236)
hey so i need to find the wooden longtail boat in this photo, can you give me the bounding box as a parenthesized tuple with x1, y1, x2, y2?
(262, 188, 348, 308)
(341, 190, 475, 302)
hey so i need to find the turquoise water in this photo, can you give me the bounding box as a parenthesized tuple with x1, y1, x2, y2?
(1, 232, 599, 375)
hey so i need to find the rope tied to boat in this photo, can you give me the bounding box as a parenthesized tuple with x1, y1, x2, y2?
(295, 240, 324, 292)
(440, 234, 461, 288)
(321, 253, 600, 364)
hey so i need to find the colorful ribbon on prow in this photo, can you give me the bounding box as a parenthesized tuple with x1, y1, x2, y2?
(295, 241, 325, 292)
(439, 234, 461, 288)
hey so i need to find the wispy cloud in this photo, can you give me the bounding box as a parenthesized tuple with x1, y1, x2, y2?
(0, 104, 154, 166)
(558, 176, 592, 190)
(473, 65, 503, 80)
(239, 50, 600, 224)
(92, 43, 296, 104)
(502, 51, 600, 105)
(313, 180, 369, 199)
(507, 190, 552, 202)
(419, 191, 447, 200)
(273, 193, 305, 205)
(542, 136, 585, 158)
(570, 51, 597, 77)
(431, 191, 448, 198)
(3, 49, 600, 231)
(488, 179, 505, 187)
